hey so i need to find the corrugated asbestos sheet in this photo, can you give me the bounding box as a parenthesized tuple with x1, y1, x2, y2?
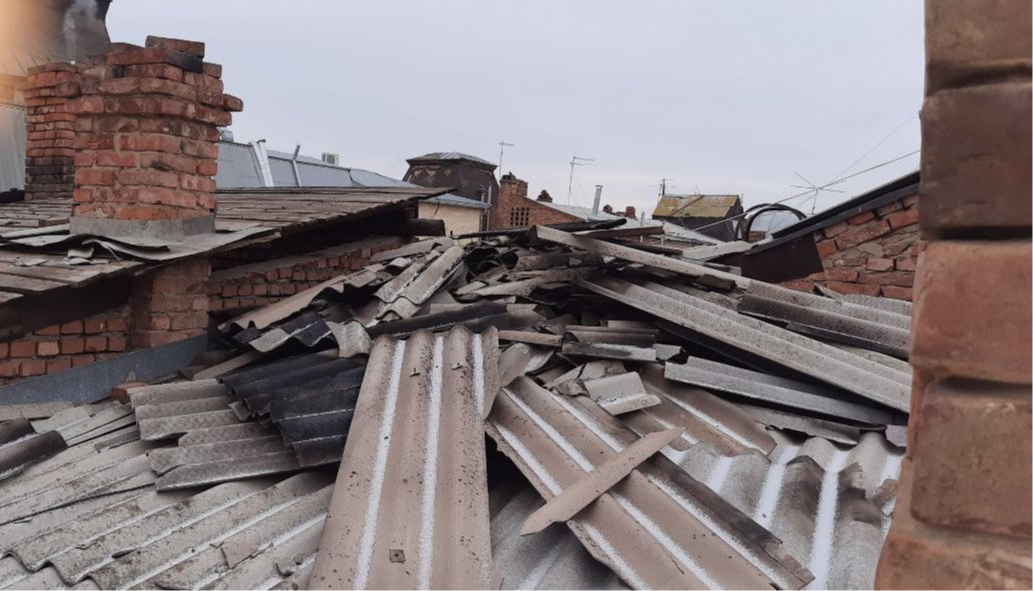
(487, 376, 812, 590)
(0, 221, 918, 590)
(0, 404, 332, 591)
(311, 327, 499, 589)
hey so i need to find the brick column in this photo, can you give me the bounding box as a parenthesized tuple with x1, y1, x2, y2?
(875, 0, 1032, 588)
(22, 63, 80, 200)
(130, 258, 211, 348)
(65, 36, 242, 241)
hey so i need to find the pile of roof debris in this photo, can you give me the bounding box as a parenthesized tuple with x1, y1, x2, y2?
(0, 222, 910, 590)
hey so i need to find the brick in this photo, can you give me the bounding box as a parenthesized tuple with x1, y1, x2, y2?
(780, 280, 815, 293)
(85, 336, 108, 352)
(169, 312, 208, 331)
(0, 343, 7, 358)
(202, 62, 223, 78)
(910, 379, 1032, 537)
(46, 358, 72, 373)
(221, 93, 244, 112)
(72, 354, 95, 368)
(106, 47, 204, 73)
(876, 461, 1032, 589)
(866, 257, 894, 271)
(881, 285, 913, 301)
(846, 210, 876, 225)
(35, 325, 60, 336)
(875, 200, 904, 217)
(19, 359, 46, 377)
(885, 207, 919, 230)
(60, 338, 86, 355)
(107, 317, 128, 332)
(815, 239, 838, 259)
(108, 335, 127, 352)
(858, 271, 914, 287)
(834, 220, 892, 250)
(111, 381, 148, 404)
(146, 36, 206, 58)
(822, 221, 850, 239)
(920, 83, 1032, 237)
(84, 317, 106, 334)
(925, 0, 1032, 93)
(36, 341, 59, 357)
(823, 268, 859, 282)
(912, 240, 1031, 383)
(10, 340, 35, 358)
(824, 281, 881, 296)
(0, 360, 20, 378)
(895, 257, 917, 272)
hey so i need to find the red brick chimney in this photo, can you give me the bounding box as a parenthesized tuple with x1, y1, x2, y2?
(22, 63, 80, 200)
(500, 172, 528, 201)
(536, 190, 552, 203)
(56, 36, 243, 241)
(625, 206, 636, 219)
(22, 36, 243, 349)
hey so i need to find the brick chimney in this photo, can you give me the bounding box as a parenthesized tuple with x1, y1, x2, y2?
(625, 206, 636, 219)
(55, 36, 243, 241)
(23, 36, 242, 349)
(22, 63, 80, 200)
(499, 172, 528, 201)
(536, 190, 552, 203)
(602, 204, 613, 214)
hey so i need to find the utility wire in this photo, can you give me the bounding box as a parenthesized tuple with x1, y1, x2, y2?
(685, 148, 920, 234)
(828, 112, 919, 184)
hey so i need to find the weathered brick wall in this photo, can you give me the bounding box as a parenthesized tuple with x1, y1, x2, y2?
(783, 193, 921, 300)
(209, 236, 403, 312)
(0, 305, 130, 384)
(875, 0, 1031, 588)
(488, 174, 581, 230)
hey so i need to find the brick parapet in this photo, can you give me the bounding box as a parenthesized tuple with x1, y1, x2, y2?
(781, 193, 921, 300)
(208, 236, 403, 311)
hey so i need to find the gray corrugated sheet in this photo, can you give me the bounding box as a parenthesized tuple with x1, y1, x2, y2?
(669, 431, 903, 590)
(311, 327, 500, 589)
(487, 376, 812, 590)
(490, 485, 625, 590)
(215, 140, 264, 189)
(0, 104, 27, 192)
(578, 275, 912, 411)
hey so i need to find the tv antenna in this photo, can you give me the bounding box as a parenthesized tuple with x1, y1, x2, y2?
(790, 172, 844, 214)
(566, 156, 594, 204)
(497, 140, 514, 179)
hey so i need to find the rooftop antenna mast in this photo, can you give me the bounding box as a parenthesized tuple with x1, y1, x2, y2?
(567, 155, 594, 205)
(789, 171, 845, 214)
(497, 140, 514, 180)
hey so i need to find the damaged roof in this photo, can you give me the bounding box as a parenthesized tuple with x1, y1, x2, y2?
(0, 220, 911, 590)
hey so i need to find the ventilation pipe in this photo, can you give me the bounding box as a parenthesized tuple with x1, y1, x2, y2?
(592, 185, 603, 216)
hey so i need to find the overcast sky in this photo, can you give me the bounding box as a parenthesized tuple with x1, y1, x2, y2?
(109, 2, 924, 216)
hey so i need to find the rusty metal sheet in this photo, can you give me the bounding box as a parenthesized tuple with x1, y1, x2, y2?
(311, 326, 499, 589)
(486, 376, 812, 590)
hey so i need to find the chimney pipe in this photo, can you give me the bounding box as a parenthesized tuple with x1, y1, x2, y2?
(592, 185, 603, 215)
